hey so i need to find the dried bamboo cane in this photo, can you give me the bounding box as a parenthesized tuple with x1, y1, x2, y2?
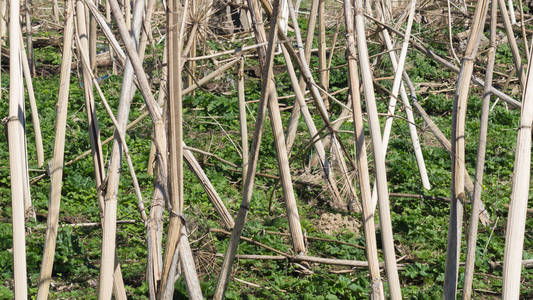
(124, 0, 130, 29)
(89, 5, 97, 72)
(498, 0, 525, 87)
(519, 0, 529, 63)
(24, 0, 33, 75)
(0, 0, 6, 101)
(36, 2, 74, 298)
(286, 0, 356, 210)
(370, 0, 430, 213)
(95, 0, 170, 298)
(285, 0, 319, 150)
(159, 0, 194, 296)
(401, 74, 491, 226)
(20, 34, 44, 169)
(279, 44, 345, 210)
(443, 1, 489, 298)
(318, 0, 328, 110)
(238, 58, 249, 185)
(76, 3, 128, 299)
(344, 0, 384, 297)
(254, 0, 307, 254)
(377, 27, 431, 197)
(184, 147, 235, 229)
(76, 42, 147, 223)
(96, 0, 146, 296)
(7, 0, 28, 297)
(501, 33, 533, 300)
(354, 0, 401, 298)
(213, 0, 283, 297)
(507, 0, 517, 24)
(106, 0, 191, 297)
(463, 0, 498, 298)
(19, 33, 36, 221)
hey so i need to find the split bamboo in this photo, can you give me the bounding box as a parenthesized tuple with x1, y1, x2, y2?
(159, 0, 191, 296)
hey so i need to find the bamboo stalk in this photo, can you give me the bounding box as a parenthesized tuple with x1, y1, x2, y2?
(370, 0, 430, 213)
(0, 0, 6, 101)
(285, 0, 319, 150)
(19, 33, 36, 221)
(285, 0, 355, 210)
(279, 44, 345, 210)
(344, 0, 384, 297)
(378, 27, 431, 196)
(463, 0, 498, 298)
(443, 1, 489, 297)
(213, 0, 283, 297)
(96, 0, 147, 295)
(36, 2, 74, 298)
(76, 31, 148, 223)
(89, 2, 97, 72)
(501, 33, 533, 300)
(498, 0, 525, 87)
(238, 58, 249, 186)
(96, 0, 172, 298)
(519, 0, 529, 63)
(318, 0, 328, 110)
(20, 34, 44, 169)
(354, 0, 401, 298)
(8, 0, 28, 297)
(159, 0, 192, 296)
(184, 147, 235, 229)
(24, 0, 33, 75)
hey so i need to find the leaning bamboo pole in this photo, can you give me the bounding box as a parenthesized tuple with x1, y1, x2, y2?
(97, 0, 146, 297)
(8, 0, 28, 298)
(248, 0, 308, 255)
(279, 44, 346, 210)
(159, 0, 194, 297)
(285, 0, 319, 150)
(443, 0, 489, 297)
(285, 0, 356, 210)
(20, 34, 44, 169)
(214, 0, 283, 297)
(343, 0, 384, 297)
(238, 58, 249, 185)
(24, 0, 33, 75)
(462, 0, 498, 298)
(353, 0, 401, 298)
(19, 36, 35, 221)
(76, 2, 128, 299)
(370, 0, 430, 213)
(318, 0, 328, 110)
(36, 2, 74, 298)
(501, 32, 533, 300)
(497, 0, 525, 87)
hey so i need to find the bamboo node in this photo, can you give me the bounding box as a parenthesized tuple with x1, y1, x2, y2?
(2, 116, 20, 124)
